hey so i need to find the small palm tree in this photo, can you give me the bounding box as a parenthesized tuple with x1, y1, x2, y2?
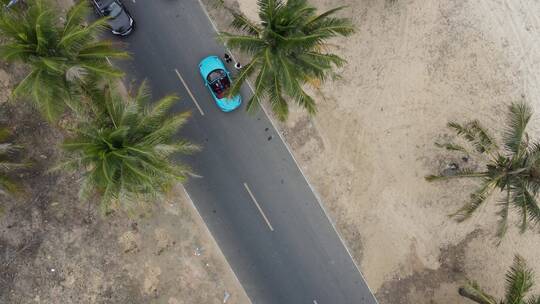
(459, 255, 540, 304)
(219, 0, 354, 120)
(61, 81, 198, 211)
(0, 0, 128, 121)
(426, 102, 540, 239)
(0, 127, 25, 195)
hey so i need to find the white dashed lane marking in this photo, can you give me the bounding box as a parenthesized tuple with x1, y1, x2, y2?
(174, 68, 205, 116)
(243, 183, 274, 232)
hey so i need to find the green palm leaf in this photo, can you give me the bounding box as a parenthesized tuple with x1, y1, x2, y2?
(428, 102, 540, 238)
(0, 127, 26, 196)
(504, 102, 532, 156)
(0, 0, 128, 121)
(450, 178, 499, 222)
(458, 281, 497, 304)
(61, 82, 198, 211)
(505, 255, 534, 304)
(459, 255, 538, 304)
(220, 0, 354, 120)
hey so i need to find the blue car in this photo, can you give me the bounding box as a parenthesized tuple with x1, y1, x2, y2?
(199, 56, 242, 112)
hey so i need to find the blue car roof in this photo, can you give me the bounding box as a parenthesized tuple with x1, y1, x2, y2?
(199, 56, 226, 77)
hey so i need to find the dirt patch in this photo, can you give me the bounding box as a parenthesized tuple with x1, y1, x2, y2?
(376, 229, 482, 303)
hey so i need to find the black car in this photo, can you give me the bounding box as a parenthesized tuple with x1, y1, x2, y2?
(91, 0, 134, 36)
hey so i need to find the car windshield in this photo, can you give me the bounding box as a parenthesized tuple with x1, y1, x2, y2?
(207, 69, 230, 99)
(207, 69, 226, 82)
(102, 2, 122, 18)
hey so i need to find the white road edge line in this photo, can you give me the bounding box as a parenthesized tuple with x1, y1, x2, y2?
(174, 68, 205, 116)
(106, 56, 112, 66)
(180, 185, 254, 304)
(243, 183, 274, 232)
(195, 0, 379, 301)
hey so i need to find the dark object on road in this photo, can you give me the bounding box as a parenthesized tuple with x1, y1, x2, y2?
(224, 53, 232, 63)
(91, 0, 134, 36)
(234, 62, 242, 70)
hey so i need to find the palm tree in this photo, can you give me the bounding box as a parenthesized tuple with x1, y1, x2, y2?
(219, 0, 354, 120)
(0, 127, 25, 195)
(61, 81, 198, 211)
(426, 102, 540, 239)
(0, 0, 128, 121)
(458, 255, 540, 304)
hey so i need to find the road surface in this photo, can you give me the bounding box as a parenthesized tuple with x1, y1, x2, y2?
(116, 0, 378, 303)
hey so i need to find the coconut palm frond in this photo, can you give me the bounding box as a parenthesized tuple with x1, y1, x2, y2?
(0, 175, 19, 196)
(450, 178, 498, 222)
(295, 52, 344, 82)
(470, 120, 498, 153)
(218, 32, 267, 55)
(226, 56, 260, 98)
(434, 141, 470, 155)
(12, 69, 69, 121)
(0, 160, 27, 172)
(245, 59, 270, 113)
(458, 281, 497, 304)
(230, 12, 261, 36)
(459, 256, 539, 304)
(431, 102, 540, 237)
(292, 83, 316, 116)
(448, 121, 497, 154)
(495, 189, 511, 240)
(153, 142, 199, 158)
(512, 186, 540, 233)
(268, 73, 289, 120)
(0, 143, 21, 155)
(504, 255, 534, 304)
(62, 81, 196, 210)
(504, 102, 532, 155)
(305, 5, 347, 25)
(526, 142, 540, 163)
(257, 0, 281, 23)
(221, 0, 354, 120)
(425, 168, 489, 181)
(305, 15, 355, 38)
(0, 0, 127, 121)
(0, 127, 25, 196)
(63, 0, 91, 34)
(78, 40, 129, 60)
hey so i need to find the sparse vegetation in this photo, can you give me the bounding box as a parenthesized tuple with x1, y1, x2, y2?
(0, 125, 25, 195)
(61, 81, 197, 211)
(427, 103, 540, 239)
(458, 255, 540, 304)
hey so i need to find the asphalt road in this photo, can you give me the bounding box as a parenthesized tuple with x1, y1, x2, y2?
(116, 0, 378, 303)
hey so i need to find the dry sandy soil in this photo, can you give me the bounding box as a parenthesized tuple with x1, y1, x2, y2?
(206, 0, 540, 302)
(0, 2, 250, 302)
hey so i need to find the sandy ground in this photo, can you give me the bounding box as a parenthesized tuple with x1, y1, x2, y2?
(0, 3, 250, 301)
(206, 0, 540, 302)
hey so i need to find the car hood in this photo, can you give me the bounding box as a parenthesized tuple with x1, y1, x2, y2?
(108, 11, 132, 33)
(199, 56, 225, 78)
